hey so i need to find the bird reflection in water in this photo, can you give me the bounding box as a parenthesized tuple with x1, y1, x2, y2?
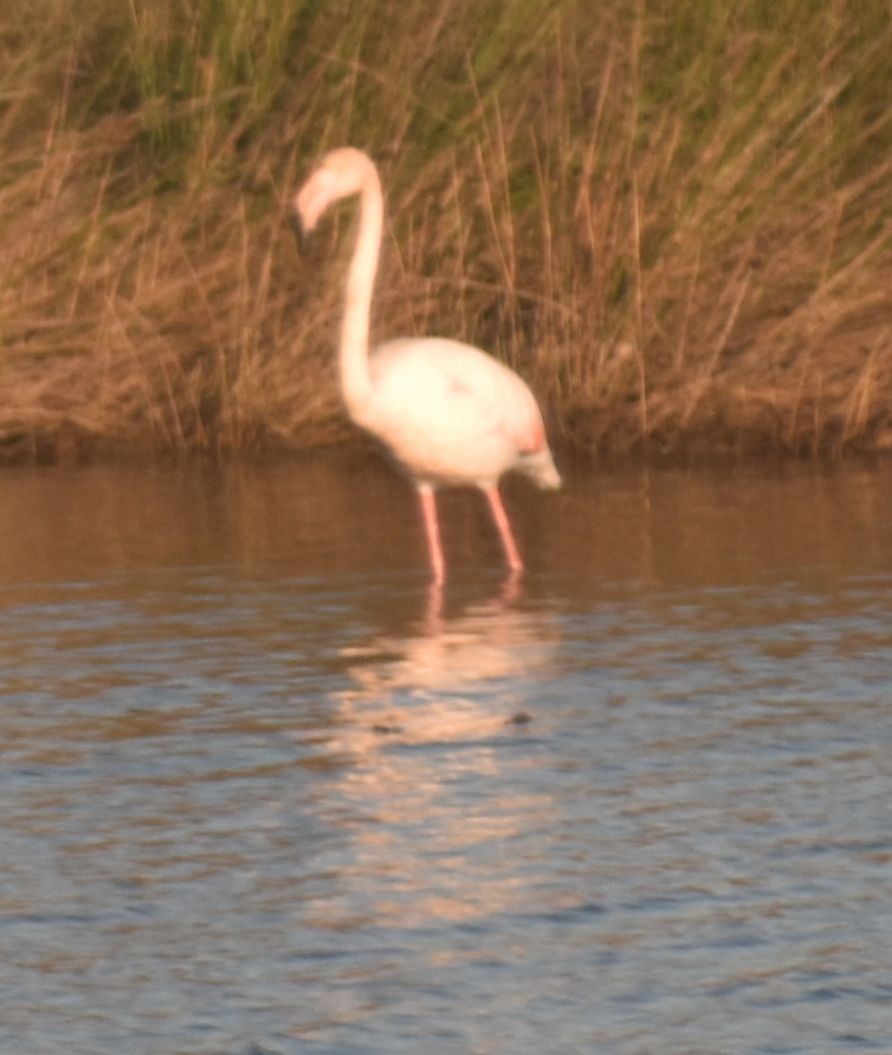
(331, 575, 554, 754)
(312, 579, 559, 929)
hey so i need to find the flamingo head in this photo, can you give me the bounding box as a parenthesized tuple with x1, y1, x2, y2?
(294, 147, 376, 233)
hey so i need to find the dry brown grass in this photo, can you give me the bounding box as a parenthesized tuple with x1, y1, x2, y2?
(1, 0, 890, 463)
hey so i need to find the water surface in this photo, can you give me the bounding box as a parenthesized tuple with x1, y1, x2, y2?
(1, 457, 890, 1054)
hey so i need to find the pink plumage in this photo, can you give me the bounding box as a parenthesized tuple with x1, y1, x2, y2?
(295, 147, 560, 583)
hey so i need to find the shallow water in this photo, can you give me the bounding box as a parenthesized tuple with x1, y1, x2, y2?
(1, 456, 890, 1054)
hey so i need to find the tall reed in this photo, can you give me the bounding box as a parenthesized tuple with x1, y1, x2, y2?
(1, 0, 889, 461)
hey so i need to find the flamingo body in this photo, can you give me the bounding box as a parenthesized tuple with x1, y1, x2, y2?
(295, 147, 560, 582)
(367, 337, 558, 489)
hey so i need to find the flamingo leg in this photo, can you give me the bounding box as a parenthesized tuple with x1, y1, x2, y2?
(418, 485, 446, 584)
(484, 486, 524, 574)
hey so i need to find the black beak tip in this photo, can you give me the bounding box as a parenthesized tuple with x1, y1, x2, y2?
(289, 211, 307, 254)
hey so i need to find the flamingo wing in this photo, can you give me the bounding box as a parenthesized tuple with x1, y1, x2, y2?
(369, 338, 545, 460)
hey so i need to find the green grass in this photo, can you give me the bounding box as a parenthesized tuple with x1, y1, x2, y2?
(1, 0, 890, 462)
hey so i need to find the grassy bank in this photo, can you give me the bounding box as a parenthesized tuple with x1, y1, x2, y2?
(1, 0, 890, 463)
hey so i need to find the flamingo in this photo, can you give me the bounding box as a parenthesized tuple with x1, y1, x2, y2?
(294, 147, 560, 583)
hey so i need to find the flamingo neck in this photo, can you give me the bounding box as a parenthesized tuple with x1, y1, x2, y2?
(339, 168, 383, 426)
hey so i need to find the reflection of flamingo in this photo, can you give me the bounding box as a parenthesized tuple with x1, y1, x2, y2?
(295, 147, 560, 583)
(335, 586, 557, 754)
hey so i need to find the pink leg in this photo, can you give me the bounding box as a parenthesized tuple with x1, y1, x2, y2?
(485, 486, 524, 574)
(418, 485, 445, 584)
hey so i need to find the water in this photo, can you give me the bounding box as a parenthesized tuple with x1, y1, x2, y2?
(1, 456, 890, 1054)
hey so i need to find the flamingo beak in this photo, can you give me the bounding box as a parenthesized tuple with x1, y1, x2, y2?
(292, 181, 327, 254)
(289, 207, 308, 254)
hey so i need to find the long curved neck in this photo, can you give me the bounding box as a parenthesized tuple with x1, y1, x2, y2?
(339, 166, 383, 425)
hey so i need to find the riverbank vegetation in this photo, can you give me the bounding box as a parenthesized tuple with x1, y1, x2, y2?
(1, 0, 890, 463)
